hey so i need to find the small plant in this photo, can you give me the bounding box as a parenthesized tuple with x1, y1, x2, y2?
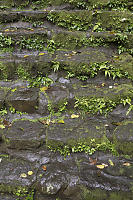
(0, 108, 7, 116)
(0, 34, 13, 48)
(47, 39, 56, 53)
(0, 62, 8, 80)
(48, 137, 118, 158)
(0, 5, 9, 10)
(52, 61, 60, 72)
(75, 97, 117, 115)
(18, 36, 45, 51)
(16, 66, 30, 80)
(29, 75, 53, 88)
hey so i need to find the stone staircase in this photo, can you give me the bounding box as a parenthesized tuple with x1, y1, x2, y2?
(0, 0, 133, 199)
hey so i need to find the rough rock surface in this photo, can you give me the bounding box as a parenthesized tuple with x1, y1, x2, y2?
(0, 0, 133, 199)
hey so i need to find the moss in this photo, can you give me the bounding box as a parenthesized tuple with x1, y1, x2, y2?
(96, 10, 133, 32)
(0, 184, 28, 195)
(47, 10, 93, 31)
(80, 186, 133, 200)
(113, 121, 133, 155)
(47, 10, 132, 32)
(80, 187, 107, 200)
(0, 61, 17, 80)
(113, 53, 133, 78)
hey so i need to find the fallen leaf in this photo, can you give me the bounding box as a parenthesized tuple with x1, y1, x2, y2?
(89, 157, 97, 165)
(114, 56, 119, 60)
(104, 124, 109, 127)
(96, 164, 105, 169)
(0, 124, 5, 129)
(28, 171, 33, 176)
(3, 119, 11, 127)
(102, 163, 108, 167)
(109, 31, 115, 34)
(109, 159, 114, 166)
(101, 83, 105, 87)
(40, 86, 48, 92)
(5, 29, 9, 32)
(24, 55, 29, 58)
(58, 120, 64, 124)
(42, 165, 47, 171)
(123, 162, 131, 167)
(72, 51, 77, 55)
(93, 24, 99, 31)
(112, 122, 122, 126)
(20, 173, 27, 178)
(71, 114, 79, 119)
(39, 52, 45, 56)
(11, 88, 17, 92)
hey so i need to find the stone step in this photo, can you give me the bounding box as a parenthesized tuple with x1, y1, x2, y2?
(0, 10, 132, 33)
(0, 49, 133, 81)
(0, 0, 132, 11)
(0, 74, 133, 114)
(46, 10, 133, 32)
(0, 143, 133, 199)
(2, 114, 133, 155)
(0, 27, 133, 51)
(0, 155, 37, 198)
(1, 119, 45, 149)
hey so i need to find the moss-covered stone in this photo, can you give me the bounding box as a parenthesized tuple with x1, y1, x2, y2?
(113, 120, 133, 154)
(113, 53, 133, 78)
(47, 10, 133, 32)
(80, 186, 133, 200)
(1, 119, 46, 149)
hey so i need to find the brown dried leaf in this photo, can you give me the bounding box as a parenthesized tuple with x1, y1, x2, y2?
(89, 157, 97, 165)
(42, 165, 47, 171)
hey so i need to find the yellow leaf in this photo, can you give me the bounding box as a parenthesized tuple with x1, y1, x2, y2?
(5, 29, 9, 32)
(72, 51, 77, 55)
(24, 55, 29, 58)
(109, 31, 115, 34)
(40, 86, 48, 92)
(123, 162, 131, 167)
(109, 159, 114, 166)
(96, 165, 105, 169)
(11, 88, 17, 92)
(39, 52, 45, 56)
(0, 124, 5, 129)
(58, 120, 64, 124)
(28, 171, 33, 176)
(20, 173, 27, 178)
(71, 114, 79, 119)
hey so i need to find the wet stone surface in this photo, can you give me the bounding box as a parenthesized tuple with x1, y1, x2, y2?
(0, 87, 9, 109)
(47, 117, 106, 146)
(5, 87, 39, 114)
(0, 1, 133, 199)
(0, 157, 37, 192)
(1, 120, 46, 150)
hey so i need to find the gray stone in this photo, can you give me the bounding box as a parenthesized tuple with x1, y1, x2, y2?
(6, 87, 39, 114)
(47, 117, 106, 146)
(38, 85, 69, 115)
(0, 87, 9, 109)
(0, 157, 37, 193)
(2, 119, 46, 150)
